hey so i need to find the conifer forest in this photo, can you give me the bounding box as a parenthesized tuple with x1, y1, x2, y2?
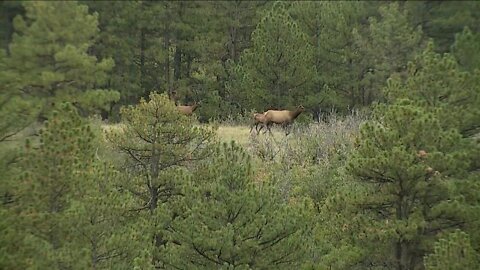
(1, 1, 480, 269)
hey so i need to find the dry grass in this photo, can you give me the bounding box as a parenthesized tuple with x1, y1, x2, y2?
(216, 125, 251, 146)
(101, 123, 125, 133)
(100, 123, 286, 148)
(216, 125, 285, 146)
(99, 112, 365, 167)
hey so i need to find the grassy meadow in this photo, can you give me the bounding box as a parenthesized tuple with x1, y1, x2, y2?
(97, 111, 364, 171)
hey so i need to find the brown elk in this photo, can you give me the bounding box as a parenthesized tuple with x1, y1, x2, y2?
(264, 105, 305, 135)
(249, 112, 268, 134)
(177, 102, 200, 116)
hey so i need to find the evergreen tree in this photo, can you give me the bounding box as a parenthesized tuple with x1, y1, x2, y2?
(199, 1, 267, 118)
(161, 142, 310, 269)
(5, 1, 119, 120)
(345, 41, 480, 268)
(347, 100, 472, 269)
(424, 230, 479, 270)
(387, 40, 480, 254)
(106, 92, 217, 266)
(354, 2, 423, 106)
(4, 103, 143, 269)
(230, 2, 315, 111)
(0, 1, 23, 51)
(106, 92, 216, 213)
(419, 1, 480, 53)
(0, 48, 39, 270)
(84, 1, 144, 107)
(451, 27, 480, 72)
(289, 1, 376, 114)
(385, 41, 480, 138)
(0, 47, 39, 142)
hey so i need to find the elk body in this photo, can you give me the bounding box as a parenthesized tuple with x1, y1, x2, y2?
(177, 103, 199, 116)
(249, 112, 268, 134)
(264, 105, 305, 135)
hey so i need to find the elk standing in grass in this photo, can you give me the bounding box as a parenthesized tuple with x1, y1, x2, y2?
(264, 105, 305, 135)
(171, 88, 201, 116)
(249, 112, 268, 134)
(177, 102, 200, 116)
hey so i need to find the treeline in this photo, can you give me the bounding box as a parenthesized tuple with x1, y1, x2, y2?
(1, 1, 479, 122)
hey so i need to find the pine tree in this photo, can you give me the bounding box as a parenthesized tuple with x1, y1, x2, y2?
(424, 230, 479, 270)
(3, 103, 144, 269)
(0, 47, 39, 143)
(84, 1, 144, 106)
(106, 92, 217, 266)
(421, 1, 480, 53)
(5, 1, 119, 120)
(230, 2, 315, 111)
(347, 100, 472, 269)
(160, 142, 310, 269)
(451, 27, 480, 72)
(354, 2, 423, 107)
(289, 1, 376, 113)
(106, 92, 217, 213)
(0, 47, 38, 270)
(0, 1, 23, 51)
(385, 41, 480, 138)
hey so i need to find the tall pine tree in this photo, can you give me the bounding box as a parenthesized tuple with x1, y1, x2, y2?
(353, 2, 423, 107)
(451, 27, 480, 72)
(347, 101, 471, 269)
(161, 142, 310, 269)
(229, 2, 315, 111)
(4, 103, 143, 269)
(5, 1, 119, 120)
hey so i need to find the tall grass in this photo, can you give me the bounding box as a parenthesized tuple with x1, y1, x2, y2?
(96, 110, 367, 177)
(247, 111, 366, 166)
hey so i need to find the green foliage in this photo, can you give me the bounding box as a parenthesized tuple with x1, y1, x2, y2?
(353, 2, 423, 107)
(290, 1, 374, 112)
(107, 92, 217, 212)
(0, 49, 39, 142)
(451, 27, 480, 72)
(385, 41, 480, 138)
(86, 1, 266, 121)
(84, 1, 144, 105)
(0, 1, 23, 50)
(161, 142, 310, 269)
(230, 2, 315, 111)
(0, 103, 143, 269)
(424, 230, 479, 270)
(419, 1, 480, 52)
(5, 1, 118, 119)
(347, 100, 471, 269)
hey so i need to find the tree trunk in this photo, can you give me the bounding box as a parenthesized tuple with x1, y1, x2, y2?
(140, 28, 146, 97)
(395, 195, 411, 270)
(150, 187, 158, 213)
(91, 241, 98, 270)
(173, 48, 182, 81)
(150, 146, 160, 213)
(164, 21, 172, 101)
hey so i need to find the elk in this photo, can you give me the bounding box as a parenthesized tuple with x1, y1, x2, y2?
(177, 102, 199, 116)
(264, 105, 305, 135)
(249, 112, 268, 134)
